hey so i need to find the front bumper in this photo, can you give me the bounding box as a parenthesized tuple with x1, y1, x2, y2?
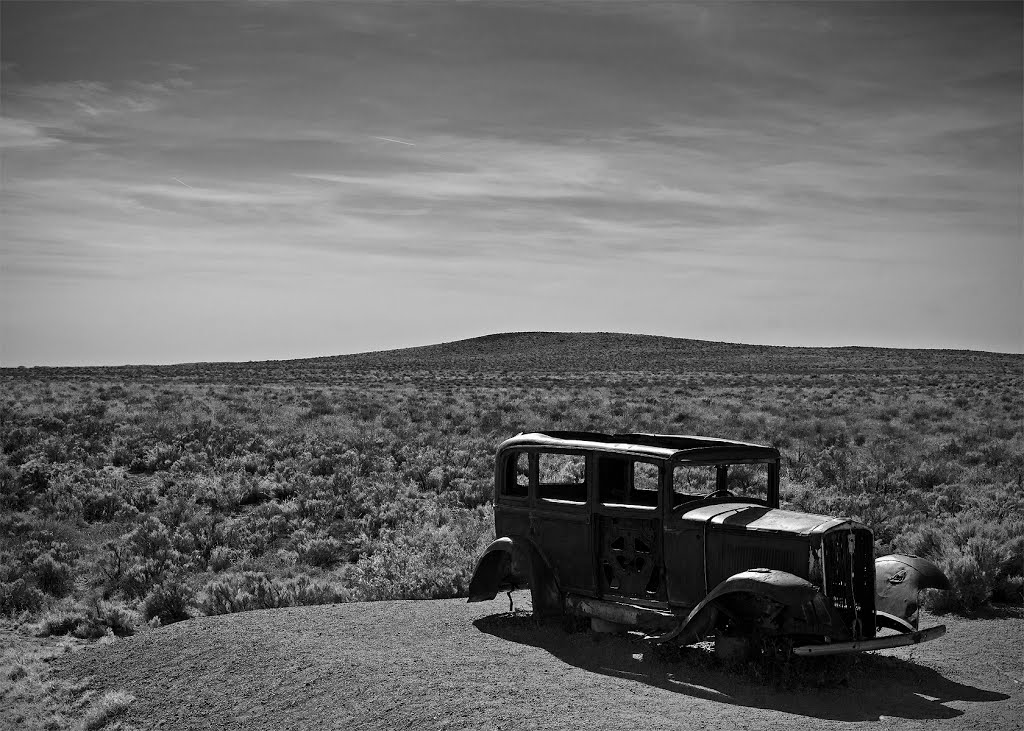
(792, 624, 946, 656)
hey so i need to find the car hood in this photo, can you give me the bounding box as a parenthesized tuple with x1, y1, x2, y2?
(678, 502, 860, 535)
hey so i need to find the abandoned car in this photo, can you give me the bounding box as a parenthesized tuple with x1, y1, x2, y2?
(469, 431, 949, 657)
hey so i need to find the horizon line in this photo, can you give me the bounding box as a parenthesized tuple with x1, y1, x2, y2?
(2, 330, 1021, 370)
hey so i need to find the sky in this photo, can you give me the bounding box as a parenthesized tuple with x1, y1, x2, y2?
(1, 1, 1021, 366)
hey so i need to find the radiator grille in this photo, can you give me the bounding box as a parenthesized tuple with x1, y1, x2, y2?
(721, 545, 805, 579)
(822, 528, 875, 639)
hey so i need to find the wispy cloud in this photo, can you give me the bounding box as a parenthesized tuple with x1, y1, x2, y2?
(129, 181, 317, 206)
(371, 136, 415, 146)
(298, 138, 608, 199)
(0, 117, 61, 149)
(13, 80, 161, 117)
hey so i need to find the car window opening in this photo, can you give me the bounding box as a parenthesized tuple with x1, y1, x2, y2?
(537, 452, 587, 503)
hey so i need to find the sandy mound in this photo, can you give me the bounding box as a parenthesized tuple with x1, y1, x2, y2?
(54, 595, 1022, 730)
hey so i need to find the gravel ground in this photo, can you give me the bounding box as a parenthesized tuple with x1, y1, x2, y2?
(53, 594, 1023, 731)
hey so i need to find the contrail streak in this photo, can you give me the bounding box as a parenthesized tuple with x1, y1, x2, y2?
(173, 177, 194, 188)
(372, 136, 415, 146)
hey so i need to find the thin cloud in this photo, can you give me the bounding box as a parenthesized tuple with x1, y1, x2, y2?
(11, 80, 161, 117)
(0, 117, 62, 149)
(130, 182, 315, 206)
(372, 136, 415, 146)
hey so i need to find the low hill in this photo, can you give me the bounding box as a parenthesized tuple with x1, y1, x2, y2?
(311, 332, 1018, 373)
(5, 332, 1020, 383)
(50, 595, 1023, 731)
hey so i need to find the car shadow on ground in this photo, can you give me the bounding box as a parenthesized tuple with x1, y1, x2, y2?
(474, 613, 1010, 722)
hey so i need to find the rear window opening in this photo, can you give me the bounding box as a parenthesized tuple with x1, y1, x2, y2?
(503, 451, 529, 498)
(537, 452, 587, 503)
(597, 456, 659, 508)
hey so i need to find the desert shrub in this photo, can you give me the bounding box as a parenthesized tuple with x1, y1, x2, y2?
(0, 538, 77, 609)
(0, 458, 48, 510)
(106, 516, 182, 598)
(906, 533, 998, 612)
(992, 534, 1024, 603)
(170, 448, 208, 474)
(81, 486, 125, 522)
(959, 531, 1024, 605)
(305, 392, 334, 418)
(448, 477, 491, 509)
(97, 601, 138, 636)
(0, 462, 19, 501)
(142, 580, 194, 625)
(295, 536, 345, 567)
(904, 525, 947, 561)
(351, 501, 493, 601)
(31, 552, 75, 597)
(0, 578, 45, 614)
(17, 458, 51, 494)
(36, 598, 137, 638)
(235, 478, 272, 506)
(37, 606, 89, 637)
(199, 571, 348, 615)
(928, 553, 992, 612)
(135, 442, 180, 473)
(994, 573, 1024, 605)
(904, 515, 1024, 609)
(208, 545, 237, 572)
(82, 689, 134, 730)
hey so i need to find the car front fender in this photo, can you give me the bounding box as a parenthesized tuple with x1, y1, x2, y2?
(651, 568, 848, 645)
(875, 554, 950, 630)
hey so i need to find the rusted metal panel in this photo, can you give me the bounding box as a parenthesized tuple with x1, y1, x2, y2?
(494, 500, 530, 547)
(711, 506, 838, 534)
(597, 514, 663, 600)
(678, 504, 861, 535)
(675, 503, 751, 523)
(530, 507, 594, 595)
(875, 553, 950, 629)
(705, 530, 809, 590)
(662, 509, 705, 607)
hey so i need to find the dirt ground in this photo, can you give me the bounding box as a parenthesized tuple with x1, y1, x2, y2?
(51, 593, 1023, 731)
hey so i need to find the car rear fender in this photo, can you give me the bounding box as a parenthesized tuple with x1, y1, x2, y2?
(875, 554, 950, 630)
(652, 568, 848, 645)
(467, 537, 561, 616)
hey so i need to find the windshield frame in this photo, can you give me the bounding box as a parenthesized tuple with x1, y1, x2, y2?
(669, 457, 780, 510)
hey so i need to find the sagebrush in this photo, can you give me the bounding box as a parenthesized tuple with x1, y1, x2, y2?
(1, 336, 1020, 631)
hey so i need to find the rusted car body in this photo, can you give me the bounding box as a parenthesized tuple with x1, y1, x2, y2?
(469, 432, 949, 657)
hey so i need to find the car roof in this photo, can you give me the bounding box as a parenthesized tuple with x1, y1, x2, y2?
(498, 431, 780, 463)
